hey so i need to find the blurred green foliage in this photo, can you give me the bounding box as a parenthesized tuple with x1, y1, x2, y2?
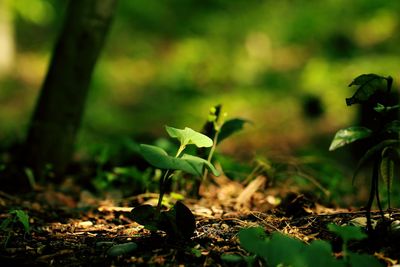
(1, 0, 400, 204)
(236, 225, 383, 267)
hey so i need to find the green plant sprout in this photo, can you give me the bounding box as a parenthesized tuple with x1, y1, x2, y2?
(200, 105, 224, 186)
(142, 126, 218, 212)
(130, 125, 219, 239)
(329, 73, 399, 232)
(194, 104, 248, 196)
(130, 106, 248, 238)
(0, 209, 30, 246)
(232, 224, 382, 267)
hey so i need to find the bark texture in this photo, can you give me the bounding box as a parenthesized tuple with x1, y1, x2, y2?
(24, 0, 117, 180)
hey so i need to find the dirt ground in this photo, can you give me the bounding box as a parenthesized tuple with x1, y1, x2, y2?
(1, 175, 399, 267)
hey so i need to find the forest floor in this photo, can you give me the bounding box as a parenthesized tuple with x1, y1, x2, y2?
(0, 175, 400, 267)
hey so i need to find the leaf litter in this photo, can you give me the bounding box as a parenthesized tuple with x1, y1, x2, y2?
(0, 174, 400, 266)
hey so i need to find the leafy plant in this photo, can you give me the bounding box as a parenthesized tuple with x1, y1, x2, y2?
(329, 73, 399, 232)
(194, 104, 249, 196)
(130, 125, 219, 239)
(130, 105, 248, 237)
(0, 209, 30, 246)
(233, 224, 382, 267)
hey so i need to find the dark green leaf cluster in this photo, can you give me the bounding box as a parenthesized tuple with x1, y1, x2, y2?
(330, 73, 400, 232)
(229, 224, 382, 267)
(131, 126, 213, 239)
(345, 74, 392, 106)
(217, 118, 249, 144)
(130, 108, 248, 239)
(140, 126, 218, 176)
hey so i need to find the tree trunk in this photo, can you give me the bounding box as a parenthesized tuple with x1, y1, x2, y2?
(23, 0, 117, 181)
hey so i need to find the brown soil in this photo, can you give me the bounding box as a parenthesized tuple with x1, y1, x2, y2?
(0, 177, 399, 267)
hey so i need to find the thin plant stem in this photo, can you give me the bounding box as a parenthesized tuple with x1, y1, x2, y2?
(156, 170, 170, 213)
(201, 130, 220, 183)
(156, 145, 185, 213)
(374, 169, 384, 218)
(366, 158, 379, 233)
(175, 145, 186, 158)
(388, 181, 391, 210)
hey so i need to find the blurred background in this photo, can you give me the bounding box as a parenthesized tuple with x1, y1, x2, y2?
(1, 0, 400, 206)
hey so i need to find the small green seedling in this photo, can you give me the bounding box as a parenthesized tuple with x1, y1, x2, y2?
(234, 224, 382, 267)
(131, 125, 219, 239)
(0, 209, 30, 246)
(329, 73, 399, 232)
(194, 104, 248, 196)
(131, 106, 248, 237)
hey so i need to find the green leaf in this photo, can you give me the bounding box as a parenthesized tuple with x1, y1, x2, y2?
(349, 74, 386, 87)
(373, 103, 400, 114)
(221, 254, 244, 263)
(329, 127, 372, 151)
(10, 210, 30, 233)
(327, 224, 367, 244)
(352, 140, 400, 185)
(239, 228, 309, 267)
(165, 126, 213, 148)
(390, 220, 400, 234)
(107, 242, 138, 257)
(140, 144, 172, 169)
(238, 227, 269, 260)
(347, 252, 383, 267)
(383, 120, 400, 134)
(181, 154, 220, 176)
(263, 232, 306, 267)
(380, 147, 400, 209)
(140, 145, 204, 176)
(218, 118, 249, 144)
(374, 103, 386, 113)
(0, 217, 12, 231)
(239, 228, 345, 267)
(380, 155, 394, 208)
(190, 248, 202, 258)
(380, 147, 397, 192)
(346, 74, 391, 106)
(303, 240, 344, 267)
